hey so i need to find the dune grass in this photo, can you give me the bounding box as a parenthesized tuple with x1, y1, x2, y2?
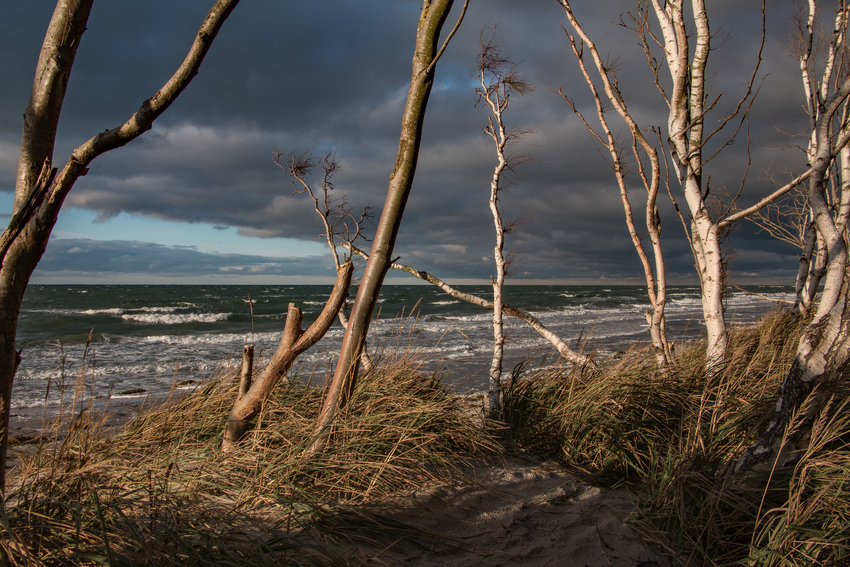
(0, 352, 500, 566)
(4, 307, 850, 565)
(501, 308, 850, 565)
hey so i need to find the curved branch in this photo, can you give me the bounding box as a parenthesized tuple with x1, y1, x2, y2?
(222, 261, 353, 450)
(46, 0, 241, 214)
(344, 244, 595, 368)
(423, 0, 469, 77)
(719, 125, 850, 228)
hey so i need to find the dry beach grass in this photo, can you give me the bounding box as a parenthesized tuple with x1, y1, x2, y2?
(1, 309, 848, 565)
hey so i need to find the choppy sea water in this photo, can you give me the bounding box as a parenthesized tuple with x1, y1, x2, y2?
(12, 284, 793, 410)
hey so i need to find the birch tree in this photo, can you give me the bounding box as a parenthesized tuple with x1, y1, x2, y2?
(0, 0, 239, 491)
(557, 0, 765, 372)
(556, 16, 673, 367)
(273, 150, 593, 374)
(307, 0, 466, 457)
(738, 0, 850, 472)
(476, 31, 535, 414)
(274, 150, 373, 371)
(344, 243, 593, 368)
(788, 2, 850, 317)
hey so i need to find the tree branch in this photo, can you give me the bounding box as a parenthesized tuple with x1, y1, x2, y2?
(343, 243, 594, 368)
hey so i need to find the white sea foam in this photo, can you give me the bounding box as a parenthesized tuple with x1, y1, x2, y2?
(13, 284, 794, 409)
(81, 307, 124, 316)
(143, 330, 280, 345)
(669, 297, 702, 306)
(137, 306, 182, 313)
(122, 312, 229, 324)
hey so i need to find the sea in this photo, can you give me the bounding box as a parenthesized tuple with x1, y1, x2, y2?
(12, 284, 793, 411)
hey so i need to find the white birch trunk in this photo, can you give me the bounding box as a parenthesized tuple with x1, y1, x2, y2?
(487, 133, 508, 415)
(739, 3, 850, 471)
(557, 4, 673, 367)
(345, 243, 594, 367)
(657, 0, 728, 372)
(478, 42, 512, 414)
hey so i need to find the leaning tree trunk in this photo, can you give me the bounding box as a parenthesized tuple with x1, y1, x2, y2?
(736, 278, 850, 472)
(306, 0, 460, 457)
(557, 4, 674, 367)
(344, 243, 594, 366)
(0, 0, 239, 491)
(738, 71, 850, 472)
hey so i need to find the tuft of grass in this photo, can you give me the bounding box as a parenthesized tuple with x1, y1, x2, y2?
(1, 352, 500, 566)
(503, 308, 850, 565)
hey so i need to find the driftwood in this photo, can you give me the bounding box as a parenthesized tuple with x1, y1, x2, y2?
(237, 344, 254, 399)
(222, 261, 352, 451)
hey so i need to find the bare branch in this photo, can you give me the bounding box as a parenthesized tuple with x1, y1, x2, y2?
(273, 149, 372, 267)
(343, 243, 594, 368)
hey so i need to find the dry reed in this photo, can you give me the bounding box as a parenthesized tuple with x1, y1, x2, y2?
(502, 308, 850, 565)
(0, 350, 500, 566)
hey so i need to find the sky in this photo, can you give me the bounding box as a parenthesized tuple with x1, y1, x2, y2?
(0, 1, 813, 285)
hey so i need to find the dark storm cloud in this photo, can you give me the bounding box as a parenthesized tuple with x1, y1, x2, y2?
(1, 1, 808, 283)
(38, 239, 332, 279)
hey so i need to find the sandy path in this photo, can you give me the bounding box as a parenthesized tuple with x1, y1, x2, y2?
(368, 459, 671, 566)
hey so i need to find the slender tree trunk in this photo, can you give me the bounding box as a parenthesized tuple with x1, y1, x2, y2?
(306, 0, 460, 457)
(0, 1, 95, 494)
(658, 0, 728, 372)
(487, 141, 508, 416)
(804, 232, 828, 311)
(794, 217, 817, 315)
(557, 5, 673, 367)
(475, 32, 518, 415)
(738, 49, 850, 471)
(345, 243, 594, 367)
(0, 0, 239, 491)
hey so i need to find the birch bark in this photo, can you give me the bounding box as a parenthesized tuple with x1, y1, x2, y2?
(344, 243, 594, 367)
(475, 32, 526, 414)
(558, 3, 673, 367)
(738, 1, 850, 472)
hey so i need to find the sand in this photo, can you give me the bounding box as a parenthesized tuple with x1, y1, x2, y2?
(6, 403, 673, 566)
(365, 457, 672, 566)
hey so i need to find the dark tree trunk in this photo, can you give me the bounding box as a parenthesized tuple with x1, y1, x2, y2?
(306, 0, 461, 457)
(0, 0, 239, 491)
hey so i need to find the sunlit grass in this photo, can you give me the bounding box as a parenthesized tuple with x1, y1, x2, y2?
(0, 350, 500, 566)
(4, 307, 849, 565)
(502, 308, 850, 565)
